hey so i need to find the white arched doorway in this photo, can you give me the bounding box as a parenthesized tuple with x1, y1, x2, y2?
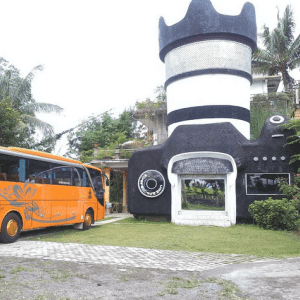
(168, 152, 237, 226)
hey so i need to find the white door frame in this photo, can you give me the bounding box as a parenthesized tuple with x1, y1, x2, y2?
(167, 152, 237, 225)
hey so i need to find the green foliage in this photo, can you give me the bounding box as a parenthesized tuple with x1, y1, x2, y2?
(135, 85, 167, 124)
(136, 98, 166, 110)
(252, 5, 300, 90)
(248, 198, 300, 231)
(0, 97, 35, 147)
(136, 85, 167, 110)
(249, 173, 300, 231)
(279, 173, 300, 199)
(281, 118, 300, 164)
(67, 109, 138, 160)
(0, 57, 63, 151)
(79, 149, 94, 163)
(110, 170, 123, 203)
(250, 92, 294, 139)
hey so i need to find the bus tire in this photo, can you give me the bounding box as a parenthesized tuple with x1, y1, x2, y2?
(83, 209, 93, 230)
(0, 212, 22, 243)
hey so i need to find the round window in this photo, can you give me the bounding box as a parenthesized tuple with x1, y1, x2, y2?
(138, 170, 165, 198)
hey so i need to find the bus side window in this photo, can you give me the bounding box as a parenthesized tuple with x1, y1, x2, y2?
(0, 154, 8, 181)
(52, 167, 72, 186)
(34, 170, 52, 184)
(0, 154, 21, 182)
(76, 168, 92, 187)
(18, 159, 26, 182)
(73, 168, 81, 186)
(28, 159, 51, 184)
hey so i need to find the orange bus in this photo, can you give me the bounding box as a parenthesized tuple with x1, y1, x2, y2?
(0, 147, 107, 243)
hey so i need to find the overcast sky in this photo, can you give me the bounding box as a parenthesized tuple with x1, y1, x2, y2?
(1, 0, 300, 155)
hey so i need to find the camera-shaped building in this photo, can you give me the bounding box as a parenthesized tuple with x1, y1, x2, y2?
(128, 0, 293, 226)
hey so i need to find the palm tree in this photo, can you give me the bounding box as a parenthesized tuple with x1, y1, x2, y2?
(0, 58, 63, 137)
(252, 5, 300, 90)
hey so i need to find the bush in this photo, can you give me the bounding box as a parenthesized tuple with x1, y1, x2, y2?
(248, 198, 300, 231)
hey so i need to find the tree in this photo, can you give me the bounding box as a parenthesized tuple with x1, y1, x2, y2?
(66, 109, 138, 161)
(0, 58, 63, 150)
(281, 118, 300, 169)
(0, 97, 34, 147)
(252, 5, 300, 90)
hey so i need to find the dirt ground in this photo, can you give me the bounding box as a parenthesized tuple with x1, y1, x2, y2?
(1, 255, 300, 300)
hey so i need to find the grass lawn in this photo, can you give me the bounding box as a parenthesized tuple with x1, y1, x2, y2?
(31, 218, 300, 257)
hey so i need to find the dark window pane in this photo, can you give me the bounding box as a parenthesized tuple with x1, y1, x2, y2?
(0, 154, 21, 182)
(28, 159, 51, 183)
(73, 168, 81, 186)
(87, 167, 104, 204)
(76, 168, 92, 187)
(246, 173, 290, 195)
(52, 167, 72, 186)
(34, 170, 52, 184)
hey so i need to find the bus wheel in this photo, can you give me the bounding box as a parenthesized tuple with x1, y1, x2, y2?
(83, 209, 93, 230)
(0, 212, 22, 243)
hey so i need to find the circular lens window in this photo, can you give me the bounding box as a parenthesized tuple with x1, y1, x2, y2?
(270, 115, 284, 124)
(138, 170, 165, 198)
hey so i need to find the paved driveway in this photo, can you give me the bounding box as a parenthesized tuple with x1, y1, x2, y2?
(0, 240, 277, 272)
(0, 214, 299, 299)
(0, 240, 299, 299)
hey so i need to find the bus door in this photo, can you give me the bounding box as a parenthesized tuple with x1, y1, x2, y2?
(51, 166, 80, 224)
(88, 168, 105, 220)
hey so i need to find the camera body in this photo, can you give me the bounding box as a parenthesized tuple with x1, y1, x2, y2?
(128, 115, 293, 219)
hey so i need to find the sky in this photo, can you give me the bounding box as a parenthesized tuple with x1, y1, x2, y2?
(1, 0, 300, 155)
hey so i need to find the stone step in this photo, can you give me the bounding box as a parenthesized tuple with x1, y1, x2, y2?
(175, 210, 231, 227)
(177, 210, 228, 221)
(174, 219, 232, 227)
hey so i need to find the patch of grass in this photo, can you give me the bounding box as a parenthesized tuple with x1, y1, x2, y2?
(44, 269, 75, 281)
(118, 275, 129, 282)
(161, 276, 248, 299)
(31, 217, 300, 257)
(157, 291, 165, 297)
(166, 276, 202, 289)
(0, 274, 6, 279)
(206, 278, 250, 300)
(9, 266, 33, 274)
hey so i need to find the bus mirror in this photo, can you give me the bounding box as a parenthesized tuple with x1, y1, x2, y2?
(106, 179, 109, 186)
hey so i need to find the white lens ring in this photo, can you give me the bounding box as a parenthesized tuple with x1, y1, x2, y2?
(270, 115, 284, 124)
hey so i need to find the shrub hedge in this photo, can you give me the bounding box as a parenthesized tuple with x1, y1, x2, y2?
(248, 198, 300, 230)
